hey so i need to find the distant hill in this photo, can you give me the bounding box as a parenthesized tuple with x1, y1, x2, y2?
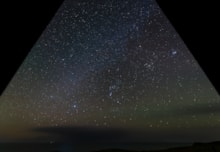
(93, 141, 220, 152)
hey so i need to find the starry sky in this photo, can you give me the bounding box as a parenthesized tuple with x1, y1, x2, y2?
(0, 0, 219, 147)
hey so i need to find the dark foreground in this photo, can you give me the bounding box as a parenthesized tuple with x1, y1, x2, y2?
(94, 142, 220, 152)
(0, 141, 219, 152)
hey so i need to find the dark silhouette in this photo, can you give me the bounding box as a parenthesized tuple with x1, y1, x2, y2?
(93, 141, 220, 152)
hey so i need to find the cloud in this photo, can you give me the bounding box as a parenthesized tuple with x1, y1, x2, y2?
(33, 126, 132, 144)
(32, 125, 220, 144)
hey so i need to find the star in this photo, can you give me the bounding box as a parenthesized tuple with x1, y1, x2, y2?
(0, 0, 219, 149)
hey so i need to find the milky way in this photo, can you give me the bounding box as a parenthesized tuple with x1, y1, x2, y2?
(0, 0, 219, 143)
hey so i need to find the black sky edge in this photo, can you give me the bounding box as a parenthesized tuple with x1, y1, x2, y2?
(156, 0, 220, 95)
(1, 0, 219, 95)
(1, 0, 64, 96)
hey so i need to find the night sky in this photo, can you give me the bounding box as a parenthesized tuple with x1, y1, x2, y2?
(0, 0, 219, 149)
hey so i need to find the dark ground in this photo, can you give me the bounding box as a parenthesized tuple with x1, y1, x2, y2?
(0, 141, 219, 152)
(94, 141, 220, 152)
